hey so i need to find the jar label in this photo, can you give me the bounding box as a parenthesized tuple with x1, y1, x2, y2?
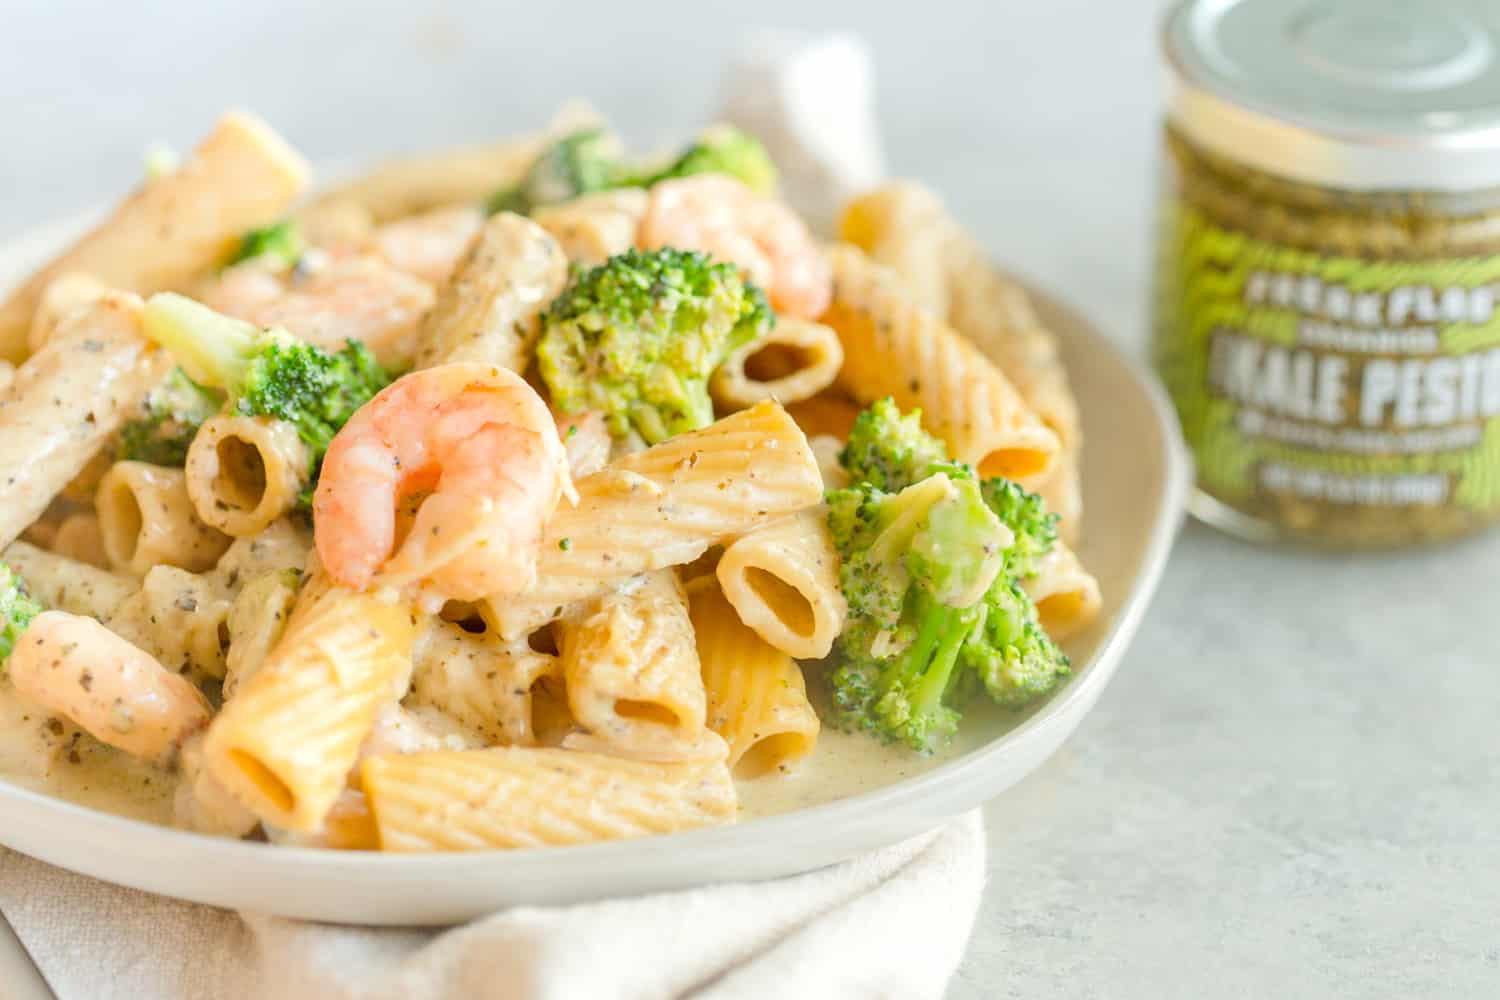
(1155, 201, 1500, 525)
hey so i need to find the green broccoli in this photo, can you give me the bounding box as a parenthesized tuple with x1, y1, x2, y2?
(117, 366, 224, 467)
(140, 292, 389, 481)
(0, 561, 43, 666)
(226, 220, 303, 270)
(980, 477, 1058, 580)
(826, 400, 1070, 751)
(644, 125, 777, 193)
(840, 397, 951, 493)
(961, 577, 1069, 709)
(536, 248, 772, 443)
(486, 128, 623, 216)
(826, 473, 1010, 752)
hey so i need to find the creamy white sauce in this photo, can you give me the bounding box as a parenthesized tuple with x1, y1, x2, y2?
(734, 724, 949, 819)
(0, 682, 175, 824)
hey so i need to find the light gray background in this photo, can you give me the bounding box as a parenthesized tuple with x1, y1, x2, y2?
(4, 1, 1498, 997)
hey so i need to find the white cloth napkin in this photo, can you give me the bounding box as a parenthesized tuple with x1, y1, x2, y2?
(0, 812, 983, 1000)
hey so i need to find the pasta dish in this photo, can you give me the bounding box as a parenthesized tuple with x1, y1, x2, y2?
(0, 108, 1100, 852)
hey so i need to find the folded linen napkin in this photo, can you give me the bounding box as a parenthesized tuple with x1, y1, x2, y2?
(0, 812, 983, 1000)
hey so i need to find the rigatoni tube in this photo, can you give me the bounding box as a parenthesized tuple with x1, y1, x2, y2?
(96, 460, 231, 575)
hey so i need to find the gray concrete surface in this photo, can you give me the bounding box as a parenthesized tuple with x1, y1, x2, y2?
(4, 1, 1497, 996)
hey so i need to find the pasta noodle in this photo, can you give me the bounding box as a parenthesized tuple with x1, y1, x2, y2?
(408, 618, 559, 746)
(480, 400, 823, 640)
(184, 414, 312, 537)
(840, 181, 1085, 534)
(532, 188, 648, 266)
(1023, 543, 1103, 642)
(710, 317, 844, 410)
(715, 508, 846, 659)
(48, 512, 109, 570)
(556, 571, 712, 760)
(412, 211, 568, 371)
(265, 789, 379, 850)
(822, 244, 1060, 485)
(28, 272, 110, 353)
(60, 448, 115, 505)
(558, 411, 612, 479)
(0, 112, 309, 362)
(173, 732, 258, 838)
(108, 565, 236, 681)
(785, 391, 862, 442)
(0, 292, 168, 549)
(361, 745, 737, 851)
(96, 460, 231, 575)
(204, 570, 419, 831)
(222, 570, 301, 700)
(1, 541, 136, 620)
(686, 576, 819, 778)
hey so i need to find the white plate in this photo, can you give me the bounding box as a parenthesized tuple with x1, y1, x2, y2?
(0, 219, 1189, 924)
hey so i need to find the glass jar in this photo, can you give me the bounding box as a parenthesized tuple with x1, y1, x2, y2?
(1153, 0, 1500, 547)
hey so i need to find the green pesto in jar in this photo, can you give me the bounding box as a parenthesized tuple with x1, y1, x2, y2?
(1155, 0, 1500, 548)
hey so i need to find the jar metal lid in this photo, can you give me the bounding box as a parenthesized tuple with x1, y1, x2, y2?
(1164, 0, 1500, 191)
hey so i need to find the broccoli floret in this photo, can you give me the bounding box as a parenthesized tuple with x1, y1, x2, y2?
(644, 125, 777, 193)
(117, 367, 224, 467)
(226, 220, 303, 269)
(140, 292, 389, 481)
(960, 578, 1070, 709)
(980, 477, 1058, 579)
(826, 473, 1010, 752)
(840, 397, 951, 492)
(0, 561, 42, 666)
(536, 248, 771, 443)
(486, 128, 623, 216)
(828, 399, 1072, 750)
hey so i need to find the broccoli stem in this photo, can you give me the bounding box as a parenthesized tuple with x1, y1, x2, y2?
(142, 292, 259, 390)
(892, 594, 973, 718)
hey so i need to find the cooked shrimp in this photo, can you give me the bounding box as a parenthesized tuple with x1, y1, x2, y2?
(638, 174, 832, 319)
(369, 205, 485, 285)
(204, 256, 436, 369)
(8, 610, 211, 764)
(313, 362, 573, 606)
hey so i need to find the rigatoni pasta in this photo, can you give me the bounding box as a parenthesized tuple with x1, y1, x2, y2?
(184, 415, 311, 537)
(412, 211, 568, 371)
(1, 542, 136, 620)
(408, 619, 558, 747)
(0, 112, 309, 362)
(96, 460, 230, 574)
(361, 746, 737, 851)
(1023, 543, 1102, 642)
(715, 508, 846, 659)
(204, 571, 419, 831)
(48, 512, 109, 570)
(557, 571, 712, 760)
(0, 292, 167, 549)
(710, 317, 844, 410)
(822, 244, 1060, 484)
(480, 400, 823, 640)
(687, 577, 819, 778)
